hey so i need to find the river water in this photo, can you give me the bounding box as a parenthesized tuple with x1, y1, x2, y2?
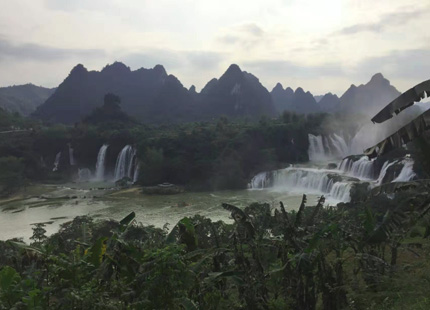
(0, 183, 324, 242)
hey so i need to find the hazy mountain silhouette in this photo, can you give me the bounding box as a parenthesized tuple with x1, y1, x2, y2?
(33, 62, 199, 124)
(337, 73, 401, 117)
(0, 84, 55, 116)
(199, 64, 276, 118)
(33, 62, 275, 124)
(318, 93, 340, 113)
(270, 84, 320, 114)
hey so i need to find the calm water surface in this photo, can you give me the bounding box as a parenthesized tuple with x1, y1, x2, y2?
(0, 183, 330, 242)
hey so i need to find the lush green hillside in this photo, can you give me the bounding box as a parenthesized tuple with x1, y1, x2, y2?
(0, 84, 55, 116)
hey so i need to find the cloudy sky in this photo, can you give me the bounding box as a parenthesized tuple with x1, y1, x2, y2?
(0, 0, 429, 95)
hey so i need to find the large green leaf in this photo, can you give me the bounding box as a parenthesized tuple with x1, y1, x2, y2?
(85, 237, 108, 268)
(0, 266, 19, 291)
(120, 211, 136, 226)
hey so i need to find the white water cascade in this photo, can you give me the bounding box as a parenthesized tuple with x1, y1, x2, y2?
(392, 159, 416, 182)
(375, 160, 397, 185)
(133, 164, 140, 183)
(249, 167, 352, 202)
(249, 156, 417, 204)
(52, 152, 61, 172)
(308, 133, 351, 161)
(95, 144, 109, 181)
(68, 144, 76, 166)
(114, 145, 137, 181)
(339, 156, 375, 180)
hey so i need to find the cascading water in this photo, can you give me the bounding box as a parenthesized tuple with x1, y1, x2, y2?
(249, 167, 352, 202)
(308, 133, 351, 161)
(375, 160, 397, 185)
(339, 156, 375, 179)
(392, 159, 416, 182)
(78, 168, 92, 182)
(95, 144, 109, 181)
(133, 164, 140, 183)
(329, 182, 352, 202)
(52, 152, 61, 172)
(114, 145, 137, 181)
(308, 134, 326, 161)
(249, 156, 417, 203)
(68, 144, 76, 166)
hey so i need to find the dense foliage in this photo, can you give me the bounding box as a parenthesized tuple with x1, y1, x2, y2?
(0, 105, 329, 194)
(1, 187, 430, 309)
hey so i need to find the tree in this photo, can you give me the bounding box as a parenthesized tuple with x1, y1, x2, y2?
(0, 156, 25, 196)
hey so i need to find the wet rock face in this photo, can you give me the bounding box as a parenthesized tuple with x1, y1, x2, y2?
(350, 182, 370, 203)
(326, 163, 338, 169)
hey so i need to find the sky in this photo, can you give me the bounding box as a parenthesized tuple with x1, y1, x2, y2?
(0, 0, 429, 95)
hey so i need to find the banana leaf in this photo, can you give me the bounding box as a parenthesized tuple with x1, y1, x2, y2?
(371, 79, 430, 124)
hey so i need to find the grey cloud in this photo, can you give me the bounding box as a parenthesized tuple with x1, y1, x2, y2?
(336, 9, 425, 35)
(357, 48, 430, 80)
(218, 35, 240, 45)
(243, 60, 345, 78)
(218, 23, 265, 46)
(0, 38, 105, 62)
(44, 0, 114, 11)
(121, 49, 224, 72)
(238, 23, 264, 37)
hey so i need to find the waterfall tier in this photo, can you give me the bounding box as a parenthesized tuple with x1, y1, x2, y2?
(68, 144, 76, 166)
(114, 145, 138, 181)
(308, 134, 351, 161)
(249, 157, 417, 203)
(392, 159, 416, 182)
(52, 152, 61, 172)
(339, 156, 375, 180)
(250, 167, 352, 202)
(95, 144, 109, 181)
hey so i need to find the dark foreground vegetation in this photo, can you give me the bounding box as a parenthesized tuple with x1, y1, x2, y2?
(1, 185, 430, 310)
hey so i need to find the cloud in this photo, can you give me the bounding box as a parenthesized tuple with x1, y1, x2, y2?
(357, 48, 430, 80)
(0, 38, 105, 62)
(217, 23, 266, 47)
(336, 8, 426, 35)
(121, 49, 225, 72)
(44, 0, 114, 12)
(243, 60, 345, 78)
(238, 23, 264, 37)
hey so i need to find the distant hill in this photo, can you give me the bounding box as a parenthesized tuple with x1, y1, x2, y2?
(0, 84, 55, 116)
(33, 62, 275, 124)
(200, 64, 276, 118)
(271, 73, 401, 116)
(337, 73, 401, 117)
(270, 83, 320, 114)
(318, 93, 340, 113)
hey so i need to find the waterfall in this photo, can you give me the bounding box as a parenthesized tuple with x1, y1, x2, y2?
(339, 156, 375, 179)
(308, 134, 326, 161)
(392, 159, 416, 182)
(329, 182, 352, 202)
(332, 133, 349, 156)
(52, 152, 61, 172)
(375, 160, 396, 185)
(68, 144, 76, 166)
(114, 145, 137, 181)
(308, 133, 350, 161)
(95, 144, 109, 181)
(78, 168, 92, 182)
(249, 167, 351, 202)
(133, 164, 140, 183)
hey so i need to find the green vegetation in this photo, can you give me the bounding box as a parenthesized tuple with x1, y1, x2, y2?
(1, 186, 430, 309)
(0, 98, 330, 195)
